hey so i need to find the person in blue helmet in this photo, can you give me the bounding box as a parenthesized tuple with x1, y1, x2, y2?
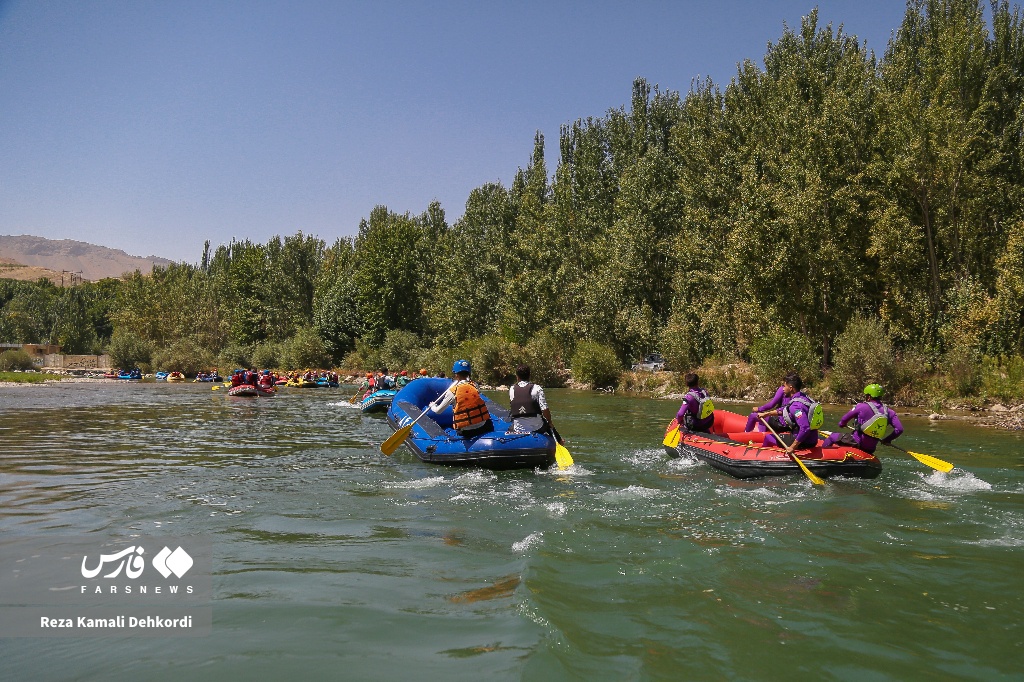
(429, 359, 493, 437)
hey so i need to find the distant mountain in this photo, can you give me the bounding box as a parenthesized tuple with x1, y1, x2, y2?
(0, 235, 174, 282)
(0, 257, 70, 285)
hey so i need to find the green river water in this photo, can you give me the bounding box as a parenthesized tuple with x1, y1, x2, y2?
(0, 381, 1022, 681)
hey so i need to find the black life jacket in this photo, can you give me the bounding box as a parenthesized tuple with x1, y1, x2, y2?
(510, 382, 541, 419)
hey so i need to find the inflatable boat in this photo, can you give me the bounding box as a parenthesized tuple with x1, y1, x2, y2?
(361, 389, 396, 413)
(665, 409, 881, 480)
(385, 377, 556, 470)
(228, 384, 276, 397)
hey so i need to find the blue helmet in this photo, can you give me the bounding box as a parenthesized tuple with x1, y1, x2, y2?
(452, 359, 471, 375)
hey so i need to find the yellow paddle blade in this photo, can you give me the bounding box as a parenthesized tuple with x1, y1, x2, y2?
(555, 442, 574, 470)
(908, 450, 955, 473)
(792, 453, 825, 485)
(380, 424, 413, 456)
(662, 427, 681, 448)
(211, 385, 221, 390)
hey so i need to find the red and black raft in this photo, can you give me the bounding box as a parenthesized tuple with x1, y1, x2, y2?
(228, 384, 276, 397)
(665, 410, 882, 480)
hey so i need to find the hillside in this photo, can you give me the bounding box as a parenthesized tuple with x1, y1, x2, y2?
(0, 235, 174, 281)
(0, 257, 70, 285)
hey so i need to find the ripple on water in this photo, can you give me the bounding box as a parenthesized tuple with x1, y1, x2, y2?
(600, 485, 660, 502)
(622, 447, 666, 469)
(512, 531, 543, 553)
(535, 463, 593, 477)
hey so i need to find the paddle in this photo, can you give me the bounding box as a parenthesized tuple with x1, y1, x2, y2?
(549, 425, 574, 470)
(348, 386, 362, 404)
(380, 407, 434, 456)
(663, 425, 681, 449)
(824, 426, 956, 474)
(884, 443, 955, 473)
(759, 416, 824, 485)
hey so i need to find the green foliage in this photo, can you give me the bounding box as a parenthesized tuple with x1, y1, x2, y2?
(829, 315, 898, 396)
(281, 328, 331, 370)
(748, 326, 820, 386)
(941, 343, 983, 397)
(151, 339, 215, 376)
(217, 343, 251, 371)
(980, 355, 1024, 403)
(3, 2, 1024, 409)
(695, 360, 758, 400)
(571, 341, 622, 388)
(250, 341, 282, 369)
(0, 349, 34, 371)
(658, 313, 700, 372)
(378, 329, 424, 372)
(0, 371, 62, 383)
(465, 334, 518, 386)
(522, 329, 569, 387)
(106, 330, 153, 370)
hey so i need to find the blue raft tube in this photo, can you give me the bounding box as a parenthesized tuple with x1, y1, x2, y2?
(385, 377, 556, 470)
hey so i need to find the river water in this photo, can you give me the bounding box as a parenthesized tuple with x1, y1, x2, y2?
(0, 382, 1021, 680)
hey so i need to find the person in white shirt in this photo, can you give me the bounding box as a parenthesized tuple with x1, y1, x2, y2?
(508, 364, 555, 435)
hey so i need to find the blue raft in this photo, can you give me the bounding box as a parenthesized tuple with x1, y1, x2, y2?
(385, 377, 556, 470)
(361, 389, 397, 413)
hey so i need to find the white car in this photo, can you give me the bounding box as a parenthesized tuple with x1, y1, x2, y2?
(631, 353, 665, 372)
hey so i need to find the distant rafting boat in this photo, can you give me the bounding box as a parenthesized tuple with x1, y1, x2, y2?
(360, 389, 396, 413)
(166, 371, 185, 382)
(385, 378, 556, 470)
(228, 384, 276, 397)
(664, 410, 882, 480)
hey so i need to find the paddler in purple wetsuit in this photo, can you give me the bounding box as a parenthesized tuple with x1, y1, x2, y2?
(675, 372, 715, 433)
(744, 383, 786, 432)
(760, 374, 820, 452)
(822, 383, 903, 454)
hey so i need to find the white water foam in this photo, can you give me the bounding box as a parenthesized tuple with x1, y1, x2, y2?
(667, 453, 701, 471)
(623, 447, 666, 469)
(329, 401, 361, 409)
(386, 476, 447, 490)
(601, 485, 660, 502)
(919, 469, 992, 492)
(545, 501, 567, 517)
(536, 463, 593, 477)
(452, 470, 495, 487)
(513, 531, 543, 553)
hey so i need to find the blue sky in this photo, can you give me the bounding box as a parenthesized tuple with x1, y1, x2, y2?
(0, 1, 909, 263)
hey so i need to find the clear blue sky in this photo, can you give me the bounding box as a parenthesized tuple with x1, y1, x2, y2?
(0, 1, 909, 263)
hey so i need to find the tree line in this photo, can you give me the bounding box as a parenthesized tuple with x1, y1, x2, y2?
(2, 1, 1024, 401)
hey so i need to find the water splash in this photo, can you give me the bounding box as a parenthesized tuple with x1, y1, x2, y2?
(386, 476, 447, 490)
(513, 531, 543, 553)
(545, 502, 567, 517)
(623, 447, 665, 469)
(601, 485, 660, 502)
(667, 454, 701, 471)
(919, 469, 992, 492)
(536, 463, 593, 477)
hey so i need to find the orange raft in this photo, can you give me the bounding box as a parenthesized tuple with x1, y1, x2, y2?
(665, 409, 882, 480)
